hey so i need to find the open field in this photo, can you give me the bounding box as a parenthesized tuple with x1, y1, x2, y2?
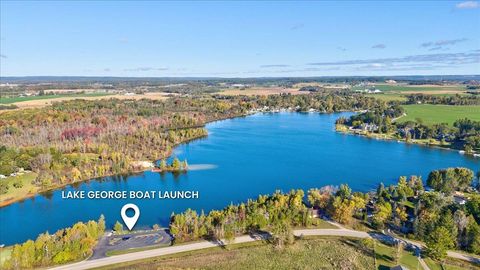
(366, 93, 408, 102)
(98, 237, 376, 270)
(218, 87, 303, 96)
(372, 84, 467, 93)
(399, 104, 480, 125)
(0, 92, 114, 104)
(0, 172, 39, 207)
(2, 92, 171, 109)
(96, 236, 479, 270)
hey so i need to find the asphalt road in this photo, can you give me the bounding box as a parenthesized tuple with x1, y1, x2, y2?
(49, 227, 480, 270)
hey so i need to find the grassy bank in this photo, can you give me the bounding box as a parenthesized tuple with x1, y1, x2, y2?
(0, 172, 39, 206)
(94, 236, 480, 270)
(96, 237, 375, 270)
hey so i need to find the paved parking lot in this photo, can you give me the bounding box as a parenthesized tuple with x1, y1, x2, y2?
(90, 229, 172, 259)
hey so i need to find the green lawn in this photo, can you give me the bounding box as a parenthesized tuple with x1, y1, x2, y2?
(375, 242, 421, 270)
(0, 172, 39, 204)
(0, 92, 113, 104)
(399, 104, 480, 126)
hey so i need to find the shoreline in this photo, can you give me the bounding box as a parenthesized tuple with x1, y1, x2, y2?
(0, 113, 247, 208)
(3, 110, 474, 208)
(335, 124, 479, 156)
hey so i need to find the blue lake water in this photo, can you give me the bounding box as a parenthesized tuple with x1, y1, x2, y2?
(0, 112, 478, 245)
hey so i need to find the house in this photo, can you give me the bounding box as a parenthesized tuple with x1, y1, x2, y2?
(453, 195, 466, 205)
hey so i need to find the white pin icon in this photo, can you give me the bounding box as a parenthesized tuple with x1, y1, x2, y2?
(121, 203, 140, 231)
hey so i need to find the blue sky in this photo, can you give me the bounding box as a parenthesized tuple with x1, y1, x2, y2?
(1, 1, 479, 77)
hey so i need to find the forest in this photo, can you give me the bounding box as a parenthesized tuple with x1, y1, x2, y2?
(2, 216, 105, 269)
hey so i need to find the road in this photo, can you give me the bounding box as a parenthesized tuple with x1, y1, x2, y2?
(49, 227, 479, 270)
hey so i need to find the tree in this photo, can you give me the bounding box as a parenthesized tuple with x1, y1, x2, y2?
(330, 197, 355, 224)
(336, 184, 352, 199)
(373, 201, 392, 229)
(466, 216, 480, 254)
(395, 241, 404, 265)
(159, 159, 167, 170)
(426, 226, 455, 260)
(0, 181, 9, 194)
(98, 215, 106, 234)
(172, 157, 181, 171)
(113, 221, 123, 233)
(427, 167, 474, 194)
(270, 219, 294, 249)
(307, 188, 331, 209)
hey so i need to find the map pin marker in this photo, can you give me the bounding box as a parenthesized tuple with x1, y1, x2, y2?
(121, 203, 140, 231)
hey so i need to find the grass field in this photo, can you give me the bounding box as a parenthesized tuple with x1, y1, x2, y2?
(97, 236, 480, 270)
(0, 172, 39, 206)
(372, 84, 466, 93)
(98, 237, 377, 270)
(0, 92, 113, 104)
(399, 104, 480, 126)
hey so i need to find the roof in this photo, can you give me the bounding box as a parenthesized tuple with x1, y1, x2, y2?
(391, 266, 410, 270)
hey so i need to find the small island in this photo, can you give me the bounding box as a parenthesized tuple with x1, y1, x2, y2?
(154, 157, 188, 173)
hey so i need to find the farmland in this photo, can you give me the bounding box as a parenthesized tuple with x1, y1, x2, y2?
(398, 104, 480, 125)
(0, 92, 114, 104)
(0, 92, 170, 109)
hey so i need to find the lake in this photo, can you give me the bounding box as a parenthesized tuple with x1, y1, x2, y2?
(0, 112, 478, 245)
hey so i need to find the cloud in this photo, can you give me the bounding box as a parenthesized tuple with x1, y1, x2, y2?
(307, 51, 480, 70)
(124, 67, 168, 72)
(336, 46, 347, 52)
(456, 1, 479, 9)
(259, 64, 290, 68)
(103, 68, 111, 72)
(290, 23, 304, 30)
(421, 38, 467, 48)
(371, 44, 386, 49)
(0, 54, 6, 59)
(428, 46, 448, 51)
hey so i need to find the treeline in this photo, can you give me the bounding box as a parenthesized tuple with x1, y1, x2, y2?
(169, 167, 480, 260)
(170, 189, 309, 247)
(406, 94, 480, 106)
(0, 93, 385, 199)
(158, 157, 188, 172)
(336, 105, 405, 134)
(2, 216, 105, 269)
(338, 106, 480, 152)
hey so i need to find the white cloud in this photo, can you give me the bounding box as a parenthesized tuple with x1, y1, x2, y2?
(456, 1, 479, 9)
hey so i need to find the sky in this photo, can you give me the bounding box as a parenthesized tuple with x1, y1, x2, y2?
(0, 1, 479, 77)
